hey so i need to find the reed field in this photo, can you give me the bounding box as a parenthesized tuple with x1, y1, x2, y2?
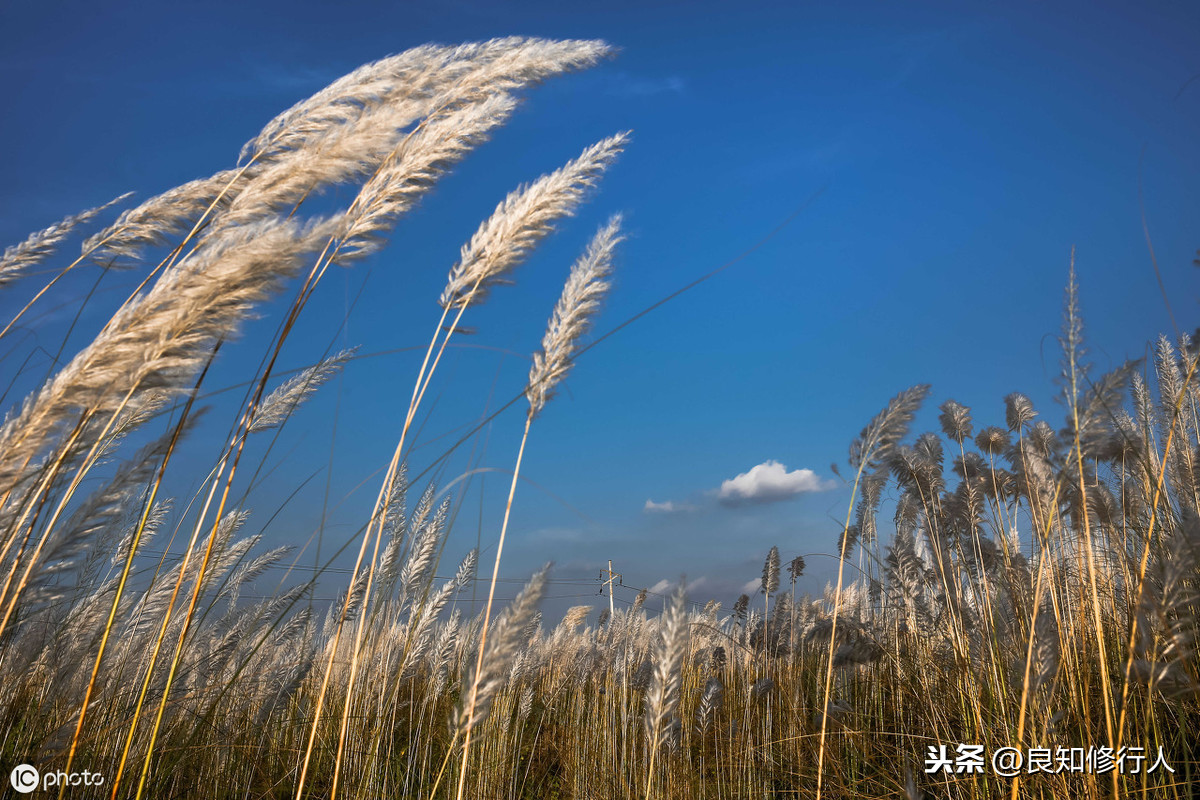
(1, 37, 1198, 799)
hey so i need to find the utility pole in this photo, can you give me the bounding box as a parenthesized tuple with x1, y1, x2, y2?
(601, 560, 621, 619)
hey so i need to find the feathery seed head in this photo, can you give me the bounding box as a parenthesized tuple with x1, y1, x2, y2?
(454, 548, 478, 593)
(761, 546, 780, 595)
(696, 676, 724, 732)
(249, 348, 357, 433)
(1004, 392, 1037, 432)
(439, 134, 628, 311)
(853, 469, 888, 547)
(561, 605, 591, 631)
(244, 39, 612, 164)
(750, 676, 775, 700)
(788, 555, 806, 584)
(0, 192, 131, 286)
(457, 564, 549, 734)
(335, 94, 520, 261)
(938, 399, 973, 444)
(0, 215, 341, 492)
(953, 451, 987, 481)
(837, 524, 861, 559)
(1028, 420, 1059, 457)
(83, 172, 244, 265)
(633, 588, 648, 612)
(833, 637, 885, 668)
(914, 432, 944, 470)
(849, 385, 931, 471)
(525, 214, 624, 418)
(643, 583, 688, 752)
(975, 425, 1010, 456)
(732, 594, 749, 623)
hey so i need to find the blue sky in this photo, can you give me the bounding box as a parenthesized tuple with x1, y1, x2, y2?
(2, 0, 1198, 616)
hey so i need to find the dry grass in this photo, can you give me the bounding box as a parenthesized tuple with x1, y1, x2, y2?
(0, 37, 1197, 800)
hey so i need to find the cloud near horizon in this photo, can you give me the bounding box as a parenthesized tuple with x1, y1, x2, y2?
(741, 577, 764, 595)
(648, 576, 708, 596)
(644, 499, 694, 513)
(716, 460, 835, 506)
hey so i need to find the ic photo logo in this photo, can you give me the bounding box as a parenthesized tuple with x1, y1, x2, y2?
(10, 764, 38, 794)
(8, 763, 105, 793)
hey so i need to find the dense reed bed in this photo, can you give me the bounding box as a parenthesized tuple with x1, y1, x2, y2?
(1, 37, 1197, 800)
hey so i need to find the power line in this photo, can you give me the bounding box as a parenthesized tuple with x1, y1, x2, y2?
(235, 590, 603, 603)
(127, 548, 602, 585)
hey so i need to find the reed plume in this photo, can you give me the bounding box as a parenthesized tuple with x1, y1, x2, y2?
(761, 546, 780, 596)
(0, 192, 130, 286)
(249, 348, 357, 433)
(456, 215, 623, 799)
(526, 214, 624, 416)
(440, 137, 628, 310)
(244, 38, 610, 165)
(455, 565, 549, 736)
(818, 383, 930, 800)
(644, 584, 689, 798)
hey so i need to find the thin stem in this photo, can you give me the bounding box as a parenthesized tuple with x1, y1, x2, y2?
(455, 413, 533, 800)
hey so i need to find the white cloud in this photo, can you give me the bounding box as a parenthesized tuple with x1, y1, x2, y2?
(644, 499, 694, 513)
(717, 460, 835, 506)
(741, 578, 764, 595)
(644, 576, 707, 598)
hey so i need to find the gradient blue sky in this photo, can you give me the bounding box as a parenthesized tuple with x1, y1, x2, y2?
(2, 0, 1198, 616)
